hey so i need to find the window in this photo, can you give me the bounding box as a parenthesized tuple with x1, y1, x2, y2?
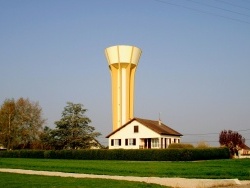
(125, 138, 136, 146)
(134, 125, 139, 133)
(151, 138, 159, 148)
(111, 139, 121, 146)
(129, 138, 136, 145)
(173, 139, 180, 143)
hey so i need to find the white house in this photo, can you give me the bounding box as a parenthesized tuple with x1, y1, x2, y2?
(106, 117, 182, 149)
(238, 143, 250, 158)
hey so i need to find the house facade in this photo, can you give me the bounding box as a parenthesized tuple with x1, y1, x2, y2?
(106, 117, 182, 149)
(238, 143, 250, 158)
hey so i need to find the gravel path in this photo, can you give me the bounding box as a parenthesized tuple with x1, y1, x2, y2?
(0, 168, 249, 188)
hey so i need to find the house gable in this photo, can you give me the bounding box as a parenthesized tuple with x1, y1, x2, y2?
(109, 120, 160, 139)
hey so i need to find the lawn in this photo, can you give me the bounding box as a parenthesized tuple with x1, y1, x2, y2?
(0, 172, 166, 188)
(0, 158, 249, 180)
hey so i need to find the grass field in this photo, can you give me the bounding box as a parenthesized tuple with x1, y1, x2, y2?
(0, 172, 166, 188)
(0, 158, 249, 180)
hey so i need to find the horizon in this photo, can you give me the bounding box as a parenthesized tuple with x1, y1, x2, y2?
(0, 0, 249, 147)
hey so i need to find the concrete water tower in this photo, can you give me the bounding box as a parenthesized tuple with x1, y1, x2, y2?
(105, 45, 142, 131)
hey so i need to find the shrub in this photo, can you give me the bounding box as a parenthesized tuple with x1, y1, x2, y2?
(0, 150, 44, 158)
(168, 143, 194, 149)
(196, 141, 210, 148)
(19, 150, 44, 158)
(0, 147, 230, 161)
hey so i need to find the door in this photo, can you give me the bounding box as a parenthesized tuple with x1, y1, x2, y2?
(148, 138, 151, 149)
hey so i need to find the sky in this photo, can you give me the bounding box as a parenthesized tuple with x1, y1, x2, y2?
(0, 0, 250, 147)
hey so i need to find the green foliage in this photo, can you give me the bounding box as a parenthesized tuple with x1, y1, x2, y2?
(41, 102, 101, 150)
(168, 143, 194, 149)
(39, 126, 54, 150)
(0, 158, 249, 180)
(0, 150, 44, 158)
(0, 147, 230, 161)
(0, 172, 166, 188)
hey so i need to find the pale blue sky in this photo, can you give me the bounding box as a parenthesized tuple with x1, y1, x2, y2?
(1, 0, 250, 146)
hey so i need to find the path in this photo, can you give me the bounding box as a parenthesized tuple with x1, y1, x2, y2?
(0, 168, 249, 188)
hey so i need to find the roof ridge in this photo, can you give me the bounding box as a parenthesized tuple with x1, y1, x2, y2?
(134, 117, 182, 136)
(106, 117, 183, 138)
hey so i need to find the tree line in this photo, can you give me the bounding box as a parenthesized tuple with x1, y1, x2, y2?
(0, 98, 101, 150)
(0, 98, 246, 152)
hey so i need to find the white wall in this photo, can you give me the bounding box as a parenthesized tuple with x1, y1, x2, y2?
(238, 149, 250, 158)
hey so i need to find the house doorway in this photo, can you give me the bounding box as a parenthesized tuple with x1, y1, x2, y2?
(144, 138, 151, 149)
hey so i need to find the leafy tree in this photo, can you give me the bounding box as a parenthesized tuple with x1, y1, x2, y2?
(45, 102, 101, 150)
(40, 126, 54, 150)
(219, 130, 245, 156)
(0, 98, 46, 150)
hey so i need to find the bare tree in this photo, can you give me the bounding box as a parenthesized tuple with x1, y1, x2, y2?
(0, 99, 16, 150)
(219, 130, 245, 156)
(0, 98, 46, 149)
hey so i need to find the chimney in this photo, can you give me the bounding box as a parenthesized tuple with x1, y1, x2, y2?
(158, 112, 161, 126)
(158, 119, 161, 126)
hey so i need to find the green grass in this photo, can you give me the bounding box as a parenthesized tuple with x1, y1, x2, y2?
(0, 172, 166, 188)
(0, 158, 249, 180)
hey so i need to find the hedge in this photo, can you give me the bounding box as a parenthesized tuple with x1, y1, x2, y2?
(0, 147, 230, 161)
(0, 150, 44, 159)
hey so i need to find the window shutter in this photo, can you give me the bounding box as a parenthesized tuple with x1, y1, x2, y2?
(119, 139, 121, 146)
(133, 139, 136, 145)
(125, 139, 128, 146)
(111, 139, 114, 146)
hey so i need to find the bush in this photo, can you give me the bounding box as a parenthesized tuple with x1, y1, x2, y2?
(0, 147, 230, 161)
(168, 143, 194, 149)
(0, 150, 44, 158)
(196, 141, 210, 148)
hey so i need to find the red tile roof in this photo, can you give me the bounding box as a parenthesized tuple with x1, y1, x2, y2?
(240, 143, 250, 150)
(106, 117, 182, 138)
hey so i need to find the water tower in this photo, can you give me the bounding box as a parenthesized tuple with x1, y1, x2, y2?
(105, 45, 142, 131)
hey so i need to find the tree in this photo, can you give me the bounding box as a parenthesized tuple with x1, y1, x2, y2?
(219, 130, 245, 156)
(45, 102, 101, 150)
(0, 99, 16, 150)
(40, 126, 54, 150)
(0, 98, 46, 150)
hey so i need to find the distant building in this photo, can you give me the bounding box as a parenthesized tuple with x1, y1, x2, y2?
(0, 144, 7, 150)
(106, 117, 182, 149)
(238, 143, 250, 158)
(89, 138, 103, 149)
